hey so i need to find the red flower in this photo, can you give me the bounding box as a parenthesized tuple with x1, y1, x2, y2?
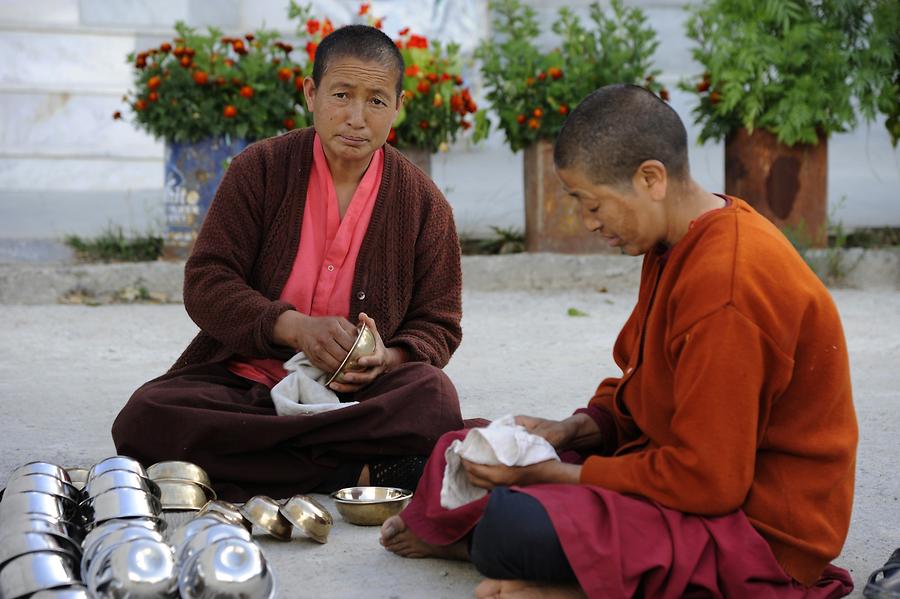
(295, 75, 304, 91)
(696, 80, 710, 93)
(223, 104, 237, 118)
(405, 65, 419, 77)
(277, 67, 292, 81)
(450, 94, 464, 113)
(283, 117, 296, 129)
(538, 71, 547, 81)
(548, 66, 563, 80)
(224, 58, 235, 68)
(322, 19, 334, 37)
(460, 119, 471, 130)
(280, 43, 293, 53)
(416, 80, 431, 94)
(112, 111, 122, 120)
(558, 104, 569, 115)
(532, 107, 543, 118)
(441, 73, 451, 81)
(245, 33, 255, 42)
(216, 76, 226, 86)
(147, 75, 161, 90)
(179, 56, 192, 68)
(134, 99, 148, 111)
(398, 27, 409, 36)
(419, 120, 430, 130)
(387, 128, 397, 143)
(307, 19, 320, 35)
(526, 77, 534, 86)
(159, 43, 171, 53)
(709, 90, 721, 105)
(192, 70, 209, 85)
(374, 18, 384, 29)
(173, 46, 184, 57)
(466, 100, 477, 113)
(239, 85, 254, 98)
(232, 39, 247, 55)
(454, 75, 463, 85)
(527, 117, 540, 129)
(135, 56, 147, 69)
(148, 91, 159, 102)
(407, 34, 427, 49)
(359, 3, 370, 15)
(660, 88, 670, 102)
(426, 73, 439, 83)
(306, 42, 318, 62)
(516, 114, 526, 124)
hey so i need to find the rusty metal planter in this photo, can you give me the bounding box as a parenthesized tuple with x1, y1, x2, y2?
(523, 139, 616, 254)
(725, 128, 828, 247)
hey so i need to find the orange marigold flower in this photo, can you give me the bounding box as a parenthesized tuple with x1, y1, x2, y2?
(135, 56, 147, 69)
(224, 58, 235, 68)
(374, 18, 383, 29)
(283, 117, 296, 129)
(387, 128, 397, 143)
(223, 104, 237, 118)
(306, 42, 318, 61)
(232, 39, 247, 54)
(239, 85, 254, 98)
(433, 93, 443, 108)
(526, 77, 534, 86)
(426, 73, 439, 83)
(148, 91, 158, 102)
(416, 80, 430, 94)
(159, 43, 171, 53)
(112, 111, 122, 120)
(548, 66, 563, 80)
(147, 75, 161, 90)
(532, 107, 543, 118)
(516, 114, 526, 124)
(696, 80, 710, 93)
(307, 19, 320, 35)
(660, 88, 670, 102)
(441, 73, 451, 81)
(322, 19, 334, 37)
(295, 75, 304, 91)
(460, 119, 471, 130)
(709, 90, 722, 105)
(466, 100, 477, 113)
(527, 118, 540, 129)
(454, 75, 463, 85)
(538, 71, 546, 81)
(407, 34, 427, 49)
(558, 104, 569, 115)
(134, 99, 148, 111)
(245, 33, 255, 42)
(180, 56, 192, 68)
(398, 27, 409, 36)
(405, 65, 419, 77)
(192, 70, 209, 85)
(359, 3, 370, 15)
(281, 43, 293, 53)
(450, 94, 464, 113)
(419, 120, 429, 130)
(278, 67, 292, 81)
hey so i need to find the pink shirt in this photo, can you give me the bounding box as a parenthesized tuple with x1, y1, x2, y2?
(228, 134, 384, 387)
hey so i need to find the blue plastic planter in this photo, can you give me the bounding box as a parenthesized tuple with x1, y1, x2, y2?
(163, 136, 249, 258)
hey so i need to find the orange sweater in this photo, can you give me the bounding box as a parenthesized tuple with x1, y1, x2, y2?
(580, 198, 857, 586)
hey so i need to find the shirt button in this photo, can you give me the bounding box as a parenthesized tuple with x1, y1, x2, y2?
(327, 264, 335, 272)
(357, 291, 366, 300)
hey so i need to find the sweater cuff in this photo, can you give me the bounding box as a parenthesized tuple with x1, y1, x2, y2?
(573, 405, 618, 457)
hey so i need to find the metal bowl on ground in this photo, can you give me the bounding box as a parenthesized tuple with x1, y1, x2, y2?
(178, 537, 276, 599)
(86, 457, 148, 482)
(4, 474, 81, 503)
(175, 522, 251, 565)
(64, 468, 89, 492)
(88, 538, 176, 598)
(240, 496, 293, 541)
(8, 462, 72, 484)
(166, 514, 232, 551)
(330, 486, 413, 526)
(326, 324, 377, 385)
(280, 495, 333, 543)
(0, 491, 78, 523)
(198, 500, 252, 531)
(80, 518, 162, 551)
(82, 469, 161, 501)
(0, 551, 81, 598)
(3, 516, 83, 550)
(79, 487, 162, 526)
(156, 480, 208, 511)
(147, 461, 212, 488)
(81, 525, 165, 583)
(0, 532, 82, 569)
(30, 586, 90, 598)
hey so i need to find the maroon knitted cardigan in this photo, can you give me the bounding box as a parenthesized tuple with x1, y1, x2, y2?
(172, 127, 462, 371)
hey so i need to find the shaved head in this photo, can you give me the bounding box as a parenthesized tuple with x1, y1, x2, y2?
(554, 84, 689, 188)
(313, 25, 404, 99)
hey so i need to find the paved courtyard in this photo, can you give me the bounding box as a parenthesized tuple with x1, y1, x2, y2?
(1, 288, 898, 597)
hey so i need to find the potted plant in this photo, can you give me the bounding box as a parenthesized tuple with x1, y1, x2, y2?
(477, 0, 664, 253)
(116, 21, 308, 258)
(681, 0, 896, 246)
(289, 1, 488, 177)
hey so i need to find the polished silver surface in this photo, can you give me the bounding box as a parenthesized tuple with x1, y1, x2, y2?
(0, 490, 77, 522)
(240, 495, 293, 541)
(8, 462, 72, 484)
(156, 480, 208, 510)
(79, 487, 162, 525)
(86, 457, 148, 482)
(64, 468, 89, 492)
(89, 539, 177, 598)
(166, 514, 230, 552)
(280, 495, 333, 543)
(0, 532, 81, 569)
(197, 500, 252, 531)
(330, 486, 414, 526)
(81, 526, 164, 584)
(3, 473, 81, 503)
(30, 586, 90, 598)
(0, 551, 81, 598)
(178, 538, 276, 599)
(2, 516, 83, 547)
(146, 461, 213, 489)
(82, 469, 161, 501)
(175, 522, 251, 565)
(80, 518, 161, 551)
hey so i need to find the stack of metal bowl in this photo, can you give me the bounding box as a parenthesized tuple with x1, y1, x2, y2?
(80, 456, 164, 531)
(0, 461, 87, 597)
(147, 461, 217, 511)
(169, 512, 277, 598)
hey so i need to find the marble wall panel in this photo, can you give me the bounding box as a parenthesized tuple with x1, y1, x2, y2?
(0, 0, 80, 26)
(78, 0, 189, 28)
(0, 157, 162, 191)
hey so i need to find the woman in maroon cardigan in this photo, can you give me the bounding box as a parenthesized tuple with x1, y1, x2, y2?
(112, 25, 466, 501)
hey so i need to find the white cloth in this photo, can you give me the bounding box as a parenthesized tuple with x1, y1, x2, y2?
(270, 352, 358, 416)
(439, 414, 559, 510)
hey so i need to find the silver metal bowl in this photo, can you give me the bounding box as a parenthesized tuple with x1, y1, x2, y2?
(331, 486, 413, 526)
(197, 500, 252, 531)
(79, 487, 162, 526)
(240, 495, 293, 541)
(64, 467, 89, 492)
(280, 495, 333, 543)
(175, 522, 251, 565)
(2, 516, 83, 550)
(0, 490, 78, 523)
(79, 517, 162, 551)
(146, 461, 214, 492)
(0, 551, 81, 598)
(30, 585, 90, 598)
(86, 456, 148, 482)
(4, 473, 81, 503)
(178, 537, 276, 599)
(9, 462, 72, 484)
(0, 532, 82, 569)
(88, 539, 176, 598)
(166, 514, 231, 551)
(156, 480, 208, 511)
(82, 469, 161, 501)
(81, 526, 165, 584)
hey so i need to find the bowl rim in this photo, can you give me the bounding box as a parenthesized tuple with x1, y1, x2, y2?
(325, 324, 370, 386)
(330, 486, 413, 505)
(239, 496, 293, 541)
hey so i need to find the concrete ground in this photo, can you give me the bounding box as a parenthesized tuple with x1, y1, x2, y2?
(1, 288, 898, 598)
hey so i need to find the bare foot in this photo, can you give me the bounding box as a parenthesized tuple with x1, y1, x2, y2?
(474, 579, 586, 599)
(379, 515, 468, 560)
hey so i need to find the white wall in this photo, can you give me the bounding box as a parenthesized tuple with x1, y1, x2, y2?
(1, 0, 897, 247)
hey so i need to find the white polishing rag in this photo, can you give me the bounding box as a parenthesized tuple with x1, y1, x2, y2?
(270, 352, 358, 416)
(440, 414, 559, 510)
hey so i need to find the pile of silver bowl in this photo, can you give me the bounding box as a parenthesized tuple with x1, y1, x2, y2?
(81, 456, 164, 531)
(146, 461, 218, 511)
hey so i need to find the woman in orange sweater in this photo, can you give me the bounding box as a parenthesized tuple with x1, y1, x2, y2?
(381, 84, 858, 599)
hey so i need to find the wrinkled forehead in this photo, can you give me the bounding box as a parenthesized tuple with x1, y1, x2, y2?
(319, 56, 400, 97)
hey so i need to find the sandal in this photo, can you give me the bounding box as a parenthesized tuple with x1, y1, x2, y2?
(864, 548, 900, 599)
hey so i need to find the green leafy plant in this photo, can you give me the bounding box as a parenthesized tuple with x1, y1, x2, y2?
(681, 0, 898, 146)
(64, 227, 163, 262)
(476, 0, 663, 152)
(117, 21, 308, 142)
(289, 1, 488, 152)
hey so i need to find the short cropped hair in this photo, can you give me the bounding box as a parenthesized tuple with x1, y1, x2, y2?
(312, 25, 405, 100)
(554, 84, 689, 187)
